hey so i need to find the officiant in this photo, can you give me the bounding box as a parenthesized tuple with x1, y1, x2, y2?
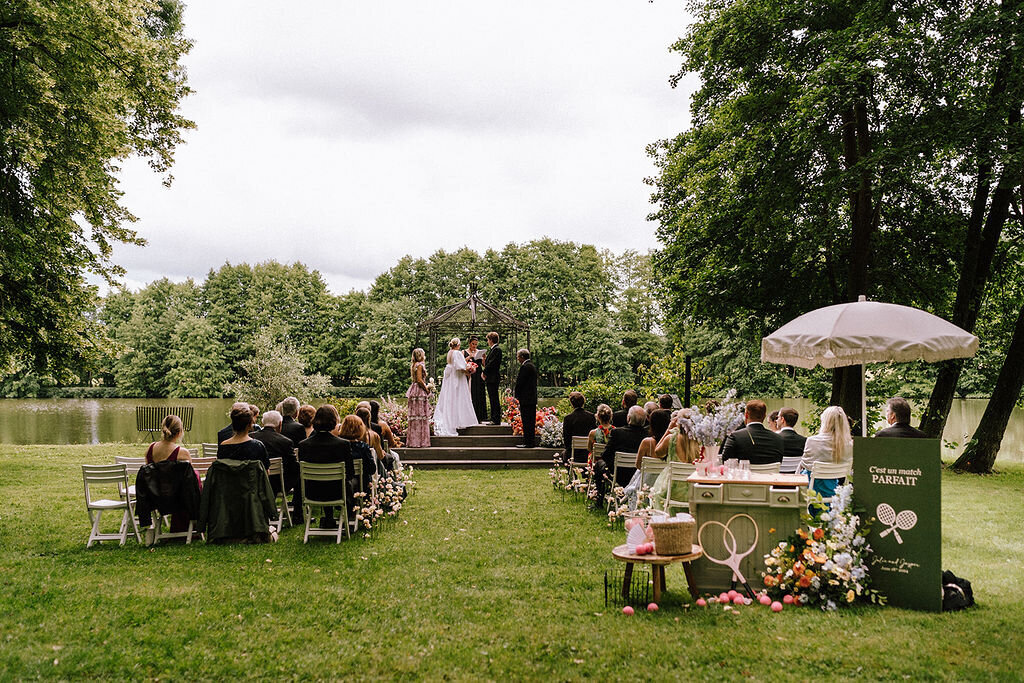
(465, 335, 487, 423)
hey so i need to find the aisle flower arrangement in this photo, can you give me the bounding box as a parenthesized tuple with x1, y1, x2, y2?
(539, 415, 563, 447)
(762, 485, 886, 611)
(379, 396, 409, 439)
(351, 462, 416, 539)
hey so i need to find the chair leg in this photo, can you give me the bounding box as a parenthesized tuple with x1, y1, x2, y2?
(303, 504, 311, 543)
(87, 509, 102, 548)
(117, 509, 129, 546)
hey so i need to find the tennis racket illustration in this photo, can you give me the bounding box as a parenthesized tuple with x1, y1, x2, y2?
(876, 503, 917, 544)
(697, 514, 759, 599)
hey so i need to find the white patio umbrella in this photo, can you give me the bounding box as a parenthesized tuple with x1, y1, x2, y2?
(761, 295, 979, 435)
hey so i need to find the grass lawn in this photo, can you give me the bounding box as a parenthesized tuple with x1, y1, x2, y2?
(1, 444, 1022, 680)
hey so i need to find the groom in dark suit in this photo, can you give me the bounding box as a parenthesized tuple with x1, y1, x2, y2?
(482, 331, 503, 424)
(514, 348, 538, 448)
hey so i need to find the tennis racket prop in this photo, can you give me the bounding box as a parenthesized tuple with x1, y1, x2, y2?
(876, 503, 918, 544)
(697, 513, 759, 599)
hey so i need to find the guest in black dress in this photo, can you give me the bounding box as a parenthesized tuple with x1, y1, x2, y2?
(218, 405, 270, 470)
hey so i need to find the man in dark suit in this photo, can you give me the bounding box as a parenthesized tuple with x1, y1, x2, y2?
(612, 390, 639, 428)
(218, 401, 249, 443)
(514, 348, 538, 447)
(720, 399, 784, 464)
(562, 391, 596, 463)
(594, 405, 647, 505)
(482, 331, 503, 424)
(776, 407, 807, 460)
(297, 405, 355, 529)
(875, 396, 929, 438)
(252, 410, 299, 503)
(279, 396, 307, 446)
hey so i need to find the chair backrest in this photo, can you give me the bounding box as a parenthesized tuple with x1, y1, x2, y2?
(299, 461, 348, 505)
(190, 456, 217, 480)
(640, 456, 669, 480)
(614, 452, 637, 470)
(809, 460, 851, 491)
(661, 461, 696, 511)
(780, 455, 802, 474)
(201, 443, 218, 458)
(571, 435, 589, 451)
(267, 457, 283, 476)
(669, 461, 696, 480)
(750, 462, 781, 473)
(82, 464, 130, 504)
(592, 442, 605, 459)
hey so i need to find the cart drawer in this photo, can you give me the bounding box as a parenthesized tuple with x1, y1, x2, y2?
(769, 486, 803, 508)
(693, 483, 723, 503)
(724, 483, 769, 503)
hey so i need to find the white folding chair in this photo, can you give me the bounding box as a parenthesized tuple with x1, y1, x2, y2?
(750, 462, 781, 474)
(201, 443, 218, 458)
(82, 464, 142, 547)
(808, 461, 852, 505)
(780, 455, 802, 474)
(639, 456, 669, 487)
(113, 456, 146, 499)
(661, 461, 696, 515)
(267, 457, 292, 532)
(567, 436, 591, 496)
(300, 461, 350, 543)
(608, 451, 639, 512)
(587, 442, 606, 502)
(190, 456, 217, 483)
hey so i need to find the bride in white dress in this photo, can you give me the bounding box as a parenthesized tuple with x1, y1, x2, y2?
(433, 338, 480, 437)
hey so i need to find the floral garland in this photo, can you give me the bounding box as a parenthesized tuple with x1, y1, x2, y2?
(762, 484, 886, 610)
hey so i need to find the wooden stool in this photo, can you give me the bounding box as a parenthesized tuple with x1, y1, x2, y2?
(612, 543, 703, 604)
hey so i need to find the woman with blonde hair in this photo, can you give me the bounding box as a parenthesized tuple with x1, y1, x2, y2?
(432, 337, 478, 436)
(647, 409, 702, 512)
(587, 404, 614, 455)
(406, 347, 432, 448)
(798, 406, 853, 498)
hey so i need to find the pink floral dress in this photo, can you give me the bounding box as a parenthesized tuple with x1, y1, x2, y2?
(405, 362, 432, 448)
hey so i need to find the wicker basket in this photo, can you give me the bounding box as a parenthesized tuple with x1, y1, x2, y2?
(650, 514, 695, 555)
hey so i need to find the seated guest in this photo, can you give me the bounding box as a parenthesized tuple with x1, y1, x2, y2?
(252, 410, 299, 497)
(298, 403, 316, 439)
(248, 404, 260, 431)
(298, 405, 355, 529)
(798, 406, 853, 498)
(279, 396, 306, 445)
(217, 405, 270, 470)
(643, 401, 659, 419)
(368, 400, 402, 449)
(141, 414, 197, 535)
(562, 391, 596, 464)
(199, 458, 276, 544)
(720, 399, 784, 464)
(874, 397, 929, 438)
(588, 404, 614, 454)
(768, 410, 781, 432)
(649, 409, 703, 511)
(612, 390, 639, 428)
(594, 405, 648, 505)
(217, 402, 249, 443)
(356, 406, 391, 472)
(659, 394, 674, 411)
(339, 414, 375, 494)
(635, 407, 671, 469)
(776, 407, 806, 460)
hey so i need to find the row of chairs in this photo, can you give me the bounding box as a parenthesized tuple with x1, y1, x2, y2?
(83, 453, 361, 547)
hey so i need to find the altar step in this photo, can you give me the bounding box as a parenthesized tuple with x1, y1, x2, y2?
(457, 424, 513, 436)
(430, 435, 522, 448)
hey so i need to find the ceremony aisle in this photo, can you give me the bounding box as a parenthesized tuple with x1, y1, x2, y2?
(0, 444, 1021, 679)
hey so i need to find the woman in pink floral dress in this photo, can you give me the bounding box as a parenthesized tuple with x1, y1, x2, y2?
(405, 348, 432, 447)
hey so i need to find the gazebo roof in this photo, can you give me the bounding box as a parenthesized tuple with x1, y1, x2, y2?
(417, 289, 528, 331)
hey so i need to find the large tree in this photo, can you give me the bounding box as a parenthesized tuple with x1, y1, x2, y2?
(0, 0, 193, 375)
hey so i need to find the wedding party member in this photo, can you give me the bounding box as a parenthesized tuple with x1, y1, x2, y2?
(588, 404, 614, 454)
(798, 406, 853, 498)
(466, 335, 487, 422)
(434, 338, 479, 436)
(406, 348, 432, 448)
(217, 405, 270, 470)
(298, 405, 355, 530)
(253, 410, 299, 496)
(612, 390, 639, 428)
(218, 401, 249, 443)
(593, 405, 647, 504)
(514, 348, 538, 448)
(776, 407, 806, 459)
(562, 391, 595, 463)
(482, 331, 503, 424)
(874, 396, 929, 438)
(279, 397, 306, 446)
(298, 404, 316, 440)
(720, 399, 784, 464)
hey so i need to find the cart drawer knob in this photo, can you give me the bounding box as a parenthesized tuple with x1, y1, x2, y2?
(777, 495, 790, 503)
(702, 491, 714, 498)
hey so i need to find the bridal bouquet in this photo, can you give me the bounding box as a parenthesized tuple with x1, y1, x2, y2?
(466, 361, 478, 375)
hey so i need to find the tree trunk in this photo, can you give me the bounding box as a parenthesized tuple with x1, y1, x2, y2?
(951, 301, 1024, 472)
(920, 0, 1022, 436)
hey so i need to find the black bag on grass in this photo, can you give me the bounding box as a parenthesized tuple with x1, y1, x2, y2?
(942, 570, 974, 611)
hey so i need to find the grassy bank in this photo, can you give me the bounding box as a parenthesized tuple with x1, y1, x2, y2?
(1, 444, 1022, 680)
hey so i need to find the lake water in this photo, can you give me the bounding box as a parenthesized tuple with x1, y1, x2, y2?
(0, 396, 1021, 463)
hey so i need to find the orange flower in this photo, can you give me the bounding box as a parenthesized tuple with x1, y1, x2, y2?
(813, 554, 828, 564)
(792, 561, 804, 576)
(798, 575, 812, 588)
(812, 527, 825, 540)
(797, 529, 808, 539)
(764, 575, 778, 587)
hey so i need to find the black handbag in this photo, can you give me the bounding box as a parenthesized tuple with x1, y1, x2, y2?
(942, 570, 975, 611)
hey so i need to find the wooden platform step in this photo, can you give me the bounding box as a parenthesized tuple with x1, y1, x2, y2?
(429, 435, 523, 448)
(457, 424, 513, 436)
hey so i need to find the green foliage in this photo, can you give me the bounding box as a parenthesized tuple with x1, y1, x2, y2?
(166, 316, 231, 398)
(356, 298, 422, 395)
(224, 332, 330, 409)
(0, 0, 193, 376)
(555, 377, 642, 415)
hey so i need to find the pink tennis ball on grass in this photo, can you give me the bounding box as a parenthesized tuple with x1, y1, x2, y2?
(622, 606, 634, 616)
(759, 594, 772, 606)
(732, 595, 745, 605)
(647, 603, 659, 612)
(696, 598, 707, 607)
(718, 592, 730, 603)
(727, 590, 739, 600)
(783, 594, 795, 605)
(771, 601, 783, 612)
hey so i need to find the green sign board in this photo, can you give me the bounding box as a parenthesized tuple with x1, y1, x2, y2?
(852, 437, 942, 612)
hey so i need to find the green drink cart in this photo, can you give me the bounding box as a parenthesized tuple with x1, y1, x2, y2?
(687, 472, 808, 595)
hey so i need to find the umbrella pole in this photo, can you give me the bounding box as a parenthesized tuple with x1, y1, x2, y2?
(861, 364, 867, 437)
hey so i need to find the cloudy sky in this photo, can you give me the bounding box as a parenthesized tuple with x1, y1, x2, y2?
(111, 0, 697, 294)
